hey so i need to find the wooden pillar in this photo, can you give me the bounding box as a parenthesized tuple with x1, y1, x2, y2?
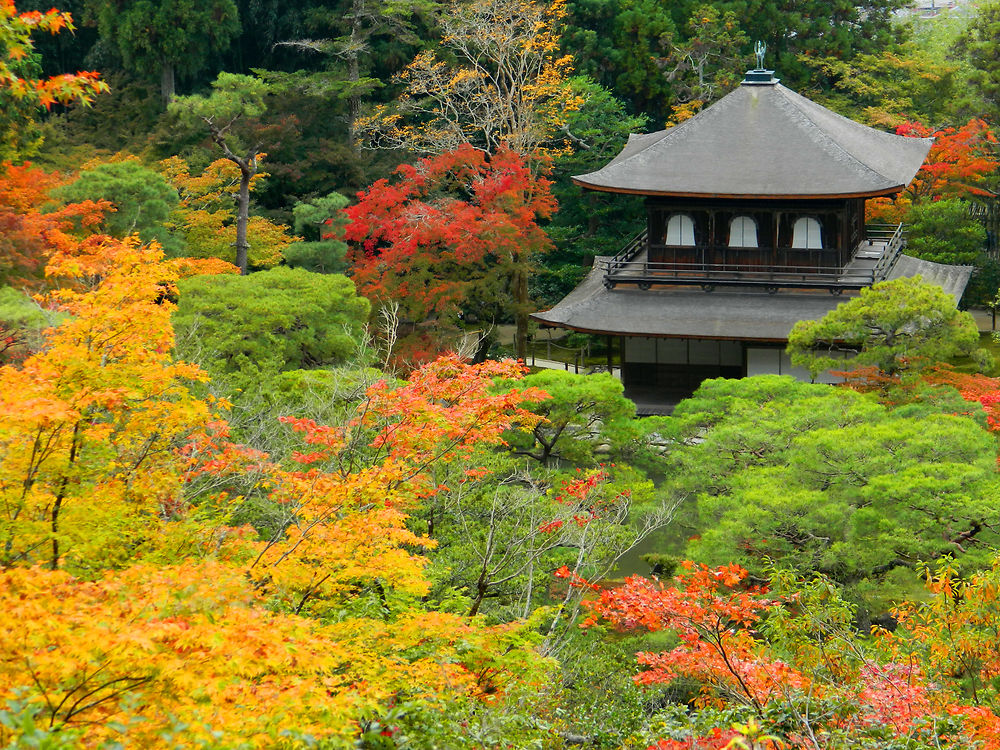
(773, 211, 781, 266)
(619, 336, 627, 387)
(606, 335, 613, 373)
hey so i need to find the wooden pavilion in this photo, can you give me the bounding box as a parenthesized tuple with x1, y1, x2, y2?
(532, 66, 974, 412)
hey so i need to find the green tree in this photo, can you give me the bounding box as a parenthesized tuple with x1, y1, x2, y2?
(286, 192, 349, 273)
(787, 276, 980, 379)
(83, 0, 240, 102)
(954, 1, 1000, 119)
(562, 0, 676, 122)
(802, 42, 965, 129)
(541, 77, 646, 302)
(173, 267, 370, 392)
(268, 0, 436, 143)
(720, 0, 909, 90)
(504, 370, 636, 467)
(666, 376, 999, 609)
(54, 159, 180, 251)
(661, 4, 748, 108)
(906, 199, 986, 265)
(169, 73, 268, 274)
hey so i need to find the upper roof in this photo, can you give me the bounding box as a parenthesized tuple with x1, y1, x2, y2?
(573, 76, 933, 199)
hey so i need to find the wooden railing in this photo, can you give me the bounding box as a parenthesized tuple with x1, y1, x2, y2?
(870, 222, 905, 281)
(600, 223, 906, 293)
(606, 229, 648, 273)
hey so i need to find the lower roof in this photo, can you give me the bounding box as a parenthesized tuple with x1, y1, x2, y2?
(531, 256, 973, 341)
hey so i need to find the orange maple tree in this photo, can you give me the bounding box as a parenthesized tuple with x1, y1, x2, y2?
(182, 354, 547, 615)
(1, 2, 107, 110)
(867, 118, 1000, 223)
(574, 562, 1000, 749)
(0, 162, 109, 285)
(0, 227, 555, 744)
(0, 235, 219, 572)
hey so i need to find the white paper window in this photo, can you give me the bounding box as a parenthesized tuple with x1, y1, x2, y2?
(728, 215, 758, 247)
(792, 217, 823, 249)
(666, 214, 696, 246)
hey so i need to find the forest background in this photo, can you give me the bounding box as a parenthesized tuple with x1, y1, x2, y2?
(7, 0, 1000, 748)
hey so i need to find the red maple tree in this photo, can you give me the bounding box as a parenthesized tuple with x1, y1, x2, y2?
(343, 144, 557, 362)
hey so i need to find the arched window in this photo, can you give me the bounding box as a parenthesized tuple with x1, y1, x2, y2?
(792, 217, 823, 249)
(665, 213, 696, 246)
(728, 215, 758, 248)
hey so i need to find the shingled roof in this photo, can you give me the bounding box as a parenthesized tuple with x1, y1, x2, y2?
(573, 77, 933, 199)
(531, 256, 973, 341)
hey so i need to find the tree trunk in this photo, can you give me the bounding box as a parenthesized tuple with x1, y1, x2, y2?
(347, 0, 362, 144)
(161, 59, 176, 105)
(51, 422, 81, 570)
(236, 169, 251, 274)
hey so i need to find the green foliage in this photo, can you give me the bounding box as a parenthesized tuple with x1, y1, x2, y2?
(54, 159, 180, 251)
(504, 369, 636, 467)
(84, 0, 240, 98)
(173, 267, 369, 392)
(723, 0, 909, 91)
(286, 191, 349, 273)
(562, 0, 676, 122)
(663, 4, 748, 106)
(905, 199, 986, 265)
(0, 54, 44, 162)
(803, 41, 965, 128)
(0, 287, 64, 362)
(787, 276, 981, 378)
(169, 72, 267, 136)
(666, 376, 1000, 604)
(954, 1, 1000, 118)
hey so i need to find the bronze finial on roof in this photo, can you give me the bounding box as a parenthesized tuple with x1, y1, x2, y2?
(744, 40, 778, 85)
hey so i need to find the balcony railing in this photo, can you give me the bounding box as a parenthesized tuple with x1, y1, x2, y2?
(601, 223, 905, 293)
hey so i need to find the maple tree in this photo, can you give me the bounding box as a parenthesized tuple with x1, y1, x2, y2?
(344, 143, 557, 361)
(216, 355, 548, 614)
(867, 118, 1000, 223)
(0, 559, 551, 747)
(0, 161, 109, 286)
(576, 561, 1000, 749)
(0, 225, 558, 744)
(0, 2, 108, 160)
(0, 235, 222, 572)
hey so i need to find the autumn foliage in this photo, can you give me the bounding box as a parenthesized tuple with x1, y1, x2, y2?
(574, 562, 1000, 749)
(867, 118, 1000, 222)
(0, 224, 554, 744)
(0, 162, 109, 285)
(344, 143, 556, 360)
(0, 1, 107, 110)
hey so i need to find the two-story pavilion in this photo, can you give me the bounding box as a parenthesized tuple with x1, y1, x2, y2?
(532, 67, 974, 412)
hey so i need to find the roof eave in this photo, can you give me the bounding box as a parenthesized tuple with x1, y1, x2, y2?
(569, 177, 907, 201)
